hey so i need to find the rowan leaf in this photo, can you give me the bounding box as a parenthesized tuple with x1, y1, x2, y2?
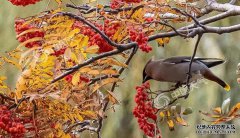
(17, 37, 43, 49)
(72, 72, 80, 85)
(228, 103, 240, 117)
(84, 45, 99, 54)
(100, 58, 127, 67)
(92, 78, 121, 92)
(212, 107, 222, 115)
(107, 90, 120, 105)
(101, 69, 118, 75)
(80, 110, 98, 119)
(175, 116, 188, 126)
(167, 119, 175, 131)
(1, 57, 22, 70)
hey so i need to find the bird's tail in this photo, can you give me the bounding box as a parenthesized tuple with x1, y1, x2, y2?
(217, 79, 231, 92)
(203, 71, 230, 91)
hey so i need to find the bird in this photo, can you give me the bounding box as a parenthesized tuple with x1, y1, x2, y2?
(142, 56, 230, 91)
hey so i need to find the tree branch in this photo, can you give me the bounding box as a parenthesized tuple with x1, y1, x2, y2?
(58, 12, 127, 50)
(66, 4, 144, 15)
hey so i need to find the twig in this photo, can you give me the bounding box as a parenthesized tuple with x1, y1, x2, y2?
(66, 4, 144, 15)
(185, 34, 203, 98)
(58, 12, 126, 50)
(96, 46, 138, 136)
(0, 93, 14, 101)
(51, 48, 133, 83)
(64, 120, 91, 133)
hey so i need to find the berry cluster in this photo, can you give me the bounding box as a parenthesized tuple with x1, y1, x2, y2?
(80, 76, 90, 83)
(65, 74, 90, 83)
(8, 0, 42, 6)
(15, 19, 44, 48)
(129, 29, 152, 52)
(133, 82, 161, 138)
(124, 0, 142, 3)
(0, 105, 26, 138)
(51, 48, 66, 57)
(110, 0, 142, 9)
(72, 20, 120, 53)
(110, 0, 124, 9)
(145, 17, 154, 23)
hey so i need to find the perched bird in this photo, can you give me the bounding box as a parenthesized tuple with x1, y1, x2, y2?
(143, 56, 230, 91)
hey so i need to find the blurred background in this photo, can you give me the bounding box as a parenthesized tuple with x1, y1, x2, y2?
(1, 0, 240, 138)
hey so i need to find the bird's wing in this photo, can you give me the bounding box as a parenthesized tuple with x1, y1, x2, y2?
(162, 56, 192, 64)
(162, 56, 225, 68)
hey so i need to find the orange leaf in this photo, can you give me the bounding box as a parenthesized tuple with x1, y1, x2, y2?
(72, 72, 80, 85)
(92, 78, 121, 92)
(167, 119, 175, 131)
(228, 103, 240, 117)
(84, 45, 99, 54)
(107, 90, 120, 105)
(212, 107, 222, 115)
(101, 69, 118, 75)
(175, 116, 188, 126)
(100, 58, 127, 67)
(80, 110, 98, 119)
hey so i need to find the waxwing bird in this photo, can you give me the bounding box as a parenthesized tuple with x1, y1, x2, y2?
(142, 56, 230, 91)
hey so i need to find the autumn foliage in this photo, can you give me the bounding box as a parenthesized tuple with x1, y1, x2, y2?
(2, 0, 240, 137)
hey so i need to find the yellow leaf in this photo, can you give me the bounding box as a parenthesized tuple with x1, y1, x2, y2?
(79, 67, 92, 73)
(1, 57, 21, 70)
(17, 37, 43, 49)
(175, 117, 188, 126)
(163, 37, 170, 43)
(156, 38, 164, 46)
(89, 0, 96, 3)
(131, 8, 144, 22)
(54, 0, 62, 4)
(97, 4, 104, 9)
(0, 76, 7, 89)
(16, 28, 43, 38)
(101, 69, 118, 75)
(84, 45, 99, 54)
(88, 70, 100, 75)
(0, 76, 7, 80)
(76, 114, 84, 121)
(167, 120, 175, 131)
(159, 111, 165, 118)
(72, 72, 80, 85)
(213, 107, 222, 114)
(80, 110, 98, 119)
(156, 37, 170, 47)
(100, 58, 127, 67)
(62, 134, 71, 138)
(107, 90, 120, 105)
(112, 25, 127, 42)
(92, 78, 121, 92)
(77, 36, 89, 49)
(228, 103, 240, 117)
(64, 48, 72, 61)
(19, 46, 39, 65)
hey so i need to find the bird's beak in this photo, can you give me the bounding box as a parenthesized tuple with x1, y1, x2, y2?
(224, 84, 231, 92)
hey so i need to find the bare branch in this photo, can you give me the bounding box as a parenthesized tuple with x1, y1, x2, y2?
(229, 0, 237, 4)
(66, 4, 144, 15)
(65, 120, 91, 133)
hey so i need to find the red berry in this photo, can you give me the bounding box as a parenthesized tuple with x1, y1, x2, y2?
(133, 82, 160, 137)
(14, 19, 44, 48)
(8, 0, 42, 6)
